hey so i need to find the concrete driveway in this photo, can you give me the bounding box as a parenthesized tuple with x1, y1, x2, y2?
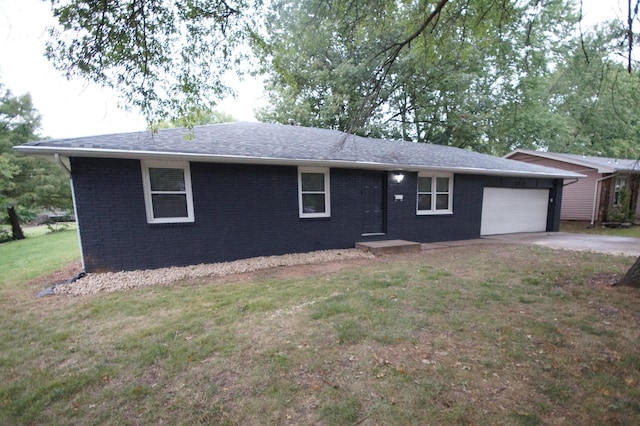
(484, 232, 640, 257)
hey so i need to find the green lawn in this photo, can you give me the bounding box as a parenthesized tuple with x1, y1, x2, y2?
(561, 220, 640, 238)
(0, 226, 79, 285)
(1, 233, 639, 425)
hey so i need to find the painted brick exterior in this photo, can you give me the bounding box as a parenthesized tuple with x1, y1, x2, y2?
(70, 157, 562, 272)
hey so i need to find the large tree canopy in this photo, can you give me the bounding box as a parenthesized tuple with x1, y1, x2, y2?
(45, 0, 257, 127)
(255, 0, 637, 155)
(44, 0, 640, 152)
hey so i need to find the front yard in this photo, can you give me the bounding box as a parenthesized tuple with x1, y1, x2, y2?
(1, 232, 639, 425)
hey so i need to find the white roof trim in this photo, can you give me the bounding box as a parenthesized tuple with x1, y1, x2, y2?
(15, 145, 585, 179)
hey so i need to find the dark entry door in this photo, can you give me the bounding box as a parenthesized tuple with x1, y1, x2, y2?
(362, 173, 386, 235)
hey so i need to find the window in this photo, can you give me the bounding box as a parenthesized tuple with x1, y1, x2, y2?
(141, 161, 194, 223)
(298, 167, 330, 218)
(613, 176, 627, 207)
(417, 173, 453, 214)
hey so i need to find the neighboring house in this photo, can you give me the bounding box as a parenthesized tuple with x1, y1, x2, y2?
(15, 122, 582, 273)
(505, 149, 640, 225)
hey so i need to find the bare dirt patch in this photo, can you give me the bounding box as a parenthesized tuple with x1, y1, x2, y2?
(585, 272, 621, 288)
(28, 259, 83, 286)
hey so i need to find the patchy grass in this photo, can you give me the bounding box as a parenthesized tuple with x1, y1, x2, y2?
(1, 244, 639, 425)
(561, 220, 640, 238)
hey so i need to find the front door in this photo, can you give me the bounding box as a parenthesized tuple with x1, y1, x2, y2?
(362, 173, 386, 235)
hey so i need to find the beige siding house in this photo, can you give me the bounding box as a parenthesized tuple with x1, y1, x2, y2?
(506, 150, 640, 224)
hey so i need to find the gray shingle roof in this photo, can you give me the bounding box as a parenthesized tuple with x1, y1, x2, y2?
(507, 149, 640, 174)
(550, 153, 639, 174)
(15, 121, 583, 178)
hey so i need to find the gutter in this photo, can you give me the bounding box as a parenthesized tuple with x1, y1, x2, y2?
(54, 153, 71, 176)
(590, 173, 618, 227)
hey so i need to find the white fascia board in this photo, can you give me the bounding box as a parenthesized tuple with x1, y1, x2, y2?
(14, 145, 585, 180)
(505, 149, 616, 174)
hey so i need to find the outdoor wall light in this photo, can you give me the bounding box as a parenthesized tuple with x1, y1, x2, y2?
(392, 172, 405, 183)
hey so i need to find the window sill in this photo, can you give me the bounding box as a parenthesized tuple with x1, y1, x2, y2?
(299, 216, 331, 221)
(416, 211, 453, 216)
(147, 221, 196, 228)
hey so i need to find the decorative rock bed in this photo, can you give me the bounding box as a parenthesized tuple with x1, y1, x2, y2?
(54, 249, 375, 296)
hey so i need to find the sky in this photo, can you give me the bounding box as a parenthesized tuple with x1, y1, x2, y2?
(0, 0, 627, 139)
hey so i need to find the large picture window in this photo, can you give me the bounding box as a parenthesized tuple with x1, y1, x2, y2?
(298, 167, 331, 218)
(417, 173, 453, 215)
(142, 161, 194, 223)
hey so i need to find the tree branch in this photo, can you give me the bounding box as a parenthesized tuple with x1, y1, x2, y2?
(346, 0, 450, 135)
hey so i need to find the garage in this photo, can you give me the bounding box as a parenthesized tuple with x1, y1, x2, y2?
(481, 188, 549, 235)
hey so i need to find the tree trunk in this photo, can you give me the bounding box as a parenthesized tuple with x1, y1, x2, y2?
(7, 206, 25, 241)
(614, 255, 640, 287)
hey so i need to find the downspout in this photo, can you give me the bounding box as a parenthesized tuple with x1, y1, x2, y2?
(54, 154, 86, 273)
(54, 153, 71, 175)
(590, 173, 617, 227)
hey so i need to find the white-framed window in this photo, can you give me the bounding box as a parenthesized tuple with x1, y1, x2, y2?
(417, 173, 453, 215)
(298, 167, 331, 218)
(141, 160, 195, 224)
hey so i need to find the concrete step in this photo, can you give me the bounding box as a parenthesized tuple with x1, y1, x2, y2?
(355, 239, 421, 255)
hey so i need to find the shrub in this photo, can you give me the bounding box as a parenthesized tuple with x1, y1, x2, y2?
(0, 228, 11, 244)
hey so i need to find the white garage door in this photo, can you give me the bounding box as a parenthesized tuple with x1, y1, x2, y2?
(481, 188, 549, 235)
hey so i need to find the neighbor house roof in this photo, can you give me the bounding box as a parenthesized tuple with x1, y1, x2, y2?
(506, 149, 640, 174)
(15, 122, 583, 179)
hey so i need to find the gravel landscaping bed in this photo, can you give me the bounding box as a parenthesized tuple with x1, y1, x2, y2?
(54, 249, 375, 296)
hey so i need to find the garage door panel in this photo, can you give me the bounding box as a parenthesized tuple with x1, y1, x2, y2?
(481, 188, 549, 235)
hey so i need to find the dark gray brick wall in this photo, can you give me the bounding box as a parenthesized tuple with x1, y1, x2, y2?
(70, 157, 561, 272)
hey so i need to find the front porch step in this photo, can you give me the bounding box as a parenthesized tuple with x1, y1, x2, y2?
(355, 239, 421, 255)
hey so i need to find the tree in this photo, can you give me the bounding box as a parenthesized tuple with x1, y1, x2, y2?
(615, 256, 640, 286)
(254, 0, 394, 135)
(544, 23, 640, 158)
(45, 0, 258, 127)
(154, 109, 238, 129)
(0, 85, 72, 241)
(256, 0, 577, 153)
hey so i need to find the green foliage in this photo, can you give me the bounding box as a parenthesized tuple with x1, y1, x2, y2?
(256, 0, 580, 153)
(0, 228, 11, 244)
(608, 187, 633, 223)
(46, 221, 70, 234)
(0, 84, 72, 238)
(36, 0, 640, 158)
(45, 0, 257, 126)
(253, 1, 640, 157)
(543, 24, 640, 157)
(255, 0, 389, 133)
(153, 109, 238, 130)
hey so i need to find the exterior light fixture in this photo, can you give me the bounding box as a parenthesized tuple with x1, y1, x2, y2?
(392, 172, 405, 183)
